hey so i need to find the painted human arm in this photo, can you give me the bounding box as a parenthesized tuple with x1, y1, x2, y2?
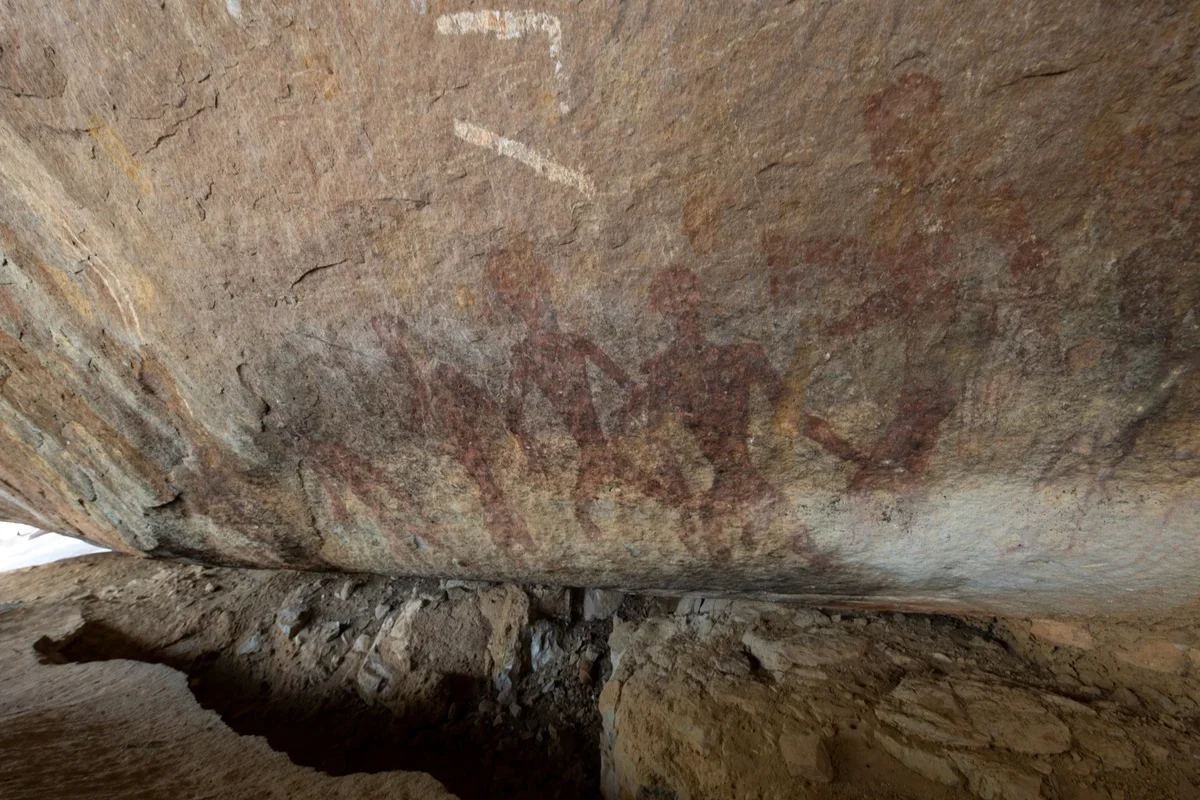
(826, 289, 903, 336)
(370, 316, 431, 426)
(575, 335, 632, 389)
(505, 347, 547, 473)
(505, 347, 531, 437)
(967, 183, 1055, 293)
(746, 344, 784, 405)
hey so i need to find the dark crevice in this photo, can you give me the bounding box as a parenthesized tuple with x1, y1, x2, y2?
(35, 619, 604, 800)
(289, 259, 349, 291)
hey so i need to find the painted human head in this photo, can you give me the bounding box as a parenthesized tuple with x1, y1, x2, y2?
(649, 263, 702, 332)
(484, 236, 554, 328)
(864, 72, 944, 184)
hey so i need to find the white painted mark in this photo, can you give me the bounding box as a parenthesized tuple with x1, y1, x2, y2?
(453, 119, 595, 199)
(226, 0, 242, 19)
(436, 10, 570, 115)
(93, 257, 144, 342)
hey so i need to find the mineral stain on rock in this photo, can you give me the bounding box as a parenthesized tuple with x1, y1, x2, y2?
(0, 0, 1196, 613)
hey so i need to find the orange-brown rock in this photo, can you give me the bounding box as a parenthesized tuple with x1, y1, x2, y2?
(0, 1, 1196, 613)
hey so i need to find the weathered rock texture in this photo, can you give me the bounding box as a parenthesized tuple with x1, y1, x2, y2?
(0, 1, 1197, 611)
(0, 554, 613, 799)
(602, 598, 1200, 800)
(0, 604, 457, 799)
(7, 555, 1200, 800)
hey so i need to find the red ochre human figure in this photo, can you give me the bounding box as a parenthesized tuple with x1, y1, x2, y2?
(486, 240, 680, 540)
(371, 315, 534, 551)
(297, 438, 431, 555)
(635, 264, 845, 555)
(769, 72, 1057, 490)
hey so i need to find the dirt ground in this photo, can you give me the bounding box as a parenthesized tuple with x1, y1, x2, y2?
(2, 554, 1199, 799)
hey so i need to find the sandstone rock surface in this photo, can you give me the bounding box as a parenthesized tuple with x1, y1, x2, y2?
(601, 597, 1200, 800)
(5, 554, 1200, 800)
(0, 606, 456, 800)
(0, 554, 610, 799)
(0, 1, 1197, 611)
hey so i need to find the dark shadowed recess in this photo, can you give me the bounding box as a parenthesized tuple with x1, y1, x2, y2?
(35, 620, 607, 800)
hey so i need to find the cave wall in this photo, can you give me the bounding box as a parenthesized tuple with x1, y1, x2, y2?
(0, 0, 1196, 613)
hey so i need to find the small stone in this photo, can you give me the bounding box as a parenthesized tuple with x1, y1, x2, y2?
(352, 633, 372, 652)
(320, 620, 345, 642)
(374, 603, 391, 620)
(1075, 727, 1138, 770)
(675, 595, 705, 616)
(882, 646, 919, 669)
(877, 679, 984, 748)
(955, 680, 1072, 755)
(1113, 638, 1190, 674)
(276, 602, 311, 639)
(336, 580, 356, 601)
(879, 678, 1070, 755)
(509, 702, 522, 718)
(742, 629, 868, 673)
(876, 731, 961, 787)
(203, 582, 217, 593)
(443, 578, 488, 591)
(236, 633, 261, 656)
(1109, 687, 1142, 711)
(1140, 741, 1171, 762)
(1040, 693, 1096, 717)
(583, 589, 624, 621)
(529, 619, 564, 671)
(1030, 619, 1094, 650)
(792, 608, 831, 629)
(355, 654, 391, 696)
(949, 753, 1043, 800)
(778, 730, 834, 784)
(698, 598, 732, 616)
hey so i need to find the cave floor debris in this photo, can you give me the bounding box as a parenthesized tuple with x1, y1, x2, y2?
(1, 554, 1198, 799)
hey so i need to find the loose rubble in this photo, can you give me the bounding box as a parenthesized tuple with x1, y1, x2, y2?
(2, 555, 1199, 800)
(602, 598, 1200, 800)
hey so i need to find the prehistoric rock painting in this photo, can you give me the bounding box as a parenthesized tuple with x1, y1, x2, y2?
(766, 72, 1058, 490)
(1036, 122, 1200, 482)
(633, 264, 783, 553)
(371, 315, 534, 551)
(630, 265, 860, 556)
(485, 239, 677, 539)
(296, 438, 427, 551)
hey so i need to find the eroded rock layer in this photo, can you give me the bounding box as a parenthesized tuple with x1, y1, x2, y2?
(4, 555, 1200, 799)
(0, 1, 1197, 611)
